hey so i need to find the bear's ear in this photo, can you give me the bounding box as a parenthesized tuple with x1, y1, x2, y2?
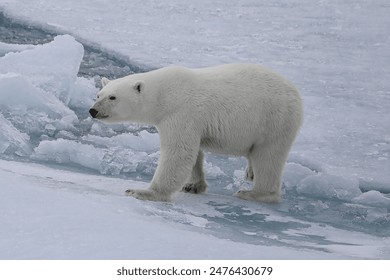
(101, 77, 110, 87)
(133, 81, 144, 94)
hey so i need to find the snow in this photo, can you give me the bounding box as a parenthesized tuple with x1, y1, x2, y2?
(0, 160, 336, 259)
(296, 174, 361, 202)
(0, 41, 34, 56)
(353, 191, 390, 208)
(1, 159, 388, 260)
(33, 138, 154, 176)
(0, 112, 31, 155)
(0, 0, 389, 259)
(282, 162, 315, 190)
(0, 35, 83, 104)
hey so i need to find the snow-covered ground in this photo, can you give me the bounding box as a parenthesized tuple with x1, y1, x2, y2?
(2, 159, 366, 259)
(0, 0, 389, 259)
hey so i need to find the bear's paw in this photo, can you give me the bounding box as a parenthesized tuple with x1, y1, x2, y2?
(125, 188, 170, 202)
(182, 181, 208, 194)
(234, 189, 280, 203)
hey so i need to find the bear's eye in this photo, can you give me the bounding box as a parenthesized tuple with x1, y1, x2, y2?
(109, 96, 116, 100)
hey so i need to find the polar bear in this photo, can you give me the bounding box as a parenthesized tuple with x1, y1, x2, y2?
(89, 64, 303, 203)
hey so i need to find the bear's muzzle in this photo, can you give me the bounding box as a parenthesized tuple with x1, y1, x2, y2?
(89, 108, 98, 118)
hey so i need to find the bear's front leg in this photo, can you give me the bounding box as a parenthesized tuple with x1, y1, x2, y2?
(126, 129, 200, 202)
(182, 150, 208, 194)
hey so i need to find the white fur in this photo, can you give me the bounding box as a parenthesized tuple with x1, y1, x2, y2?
(90, 64, 303, 203)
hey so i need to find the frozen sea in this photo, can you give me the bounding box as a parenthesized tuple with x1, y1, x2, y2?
(0, 0, 389, 259)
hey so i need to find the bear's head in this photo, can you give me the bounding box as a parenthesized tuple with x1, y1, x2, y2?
(89, 76, 148, 124)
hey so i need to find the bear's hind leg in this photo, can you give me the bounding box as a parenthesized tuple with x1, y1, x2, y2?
(235, 141, 290, 203)
(244, 158, 254, 182)
(182, 150, 208, 194)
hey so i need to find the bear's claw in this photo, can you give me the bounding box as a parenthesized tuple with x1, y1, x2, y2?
(234, 189, 280, 203)
(245, 166, 254, 181)
(181, 181, 208, 194)
(125, 188, 170, 202)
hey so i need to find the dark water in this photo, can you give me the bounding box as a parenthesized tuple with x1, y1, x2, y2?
(0, 11, 145, 80)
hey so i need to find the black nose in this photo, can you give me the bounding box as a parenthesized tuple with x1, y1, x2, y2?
(89, 108, 98, 118)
